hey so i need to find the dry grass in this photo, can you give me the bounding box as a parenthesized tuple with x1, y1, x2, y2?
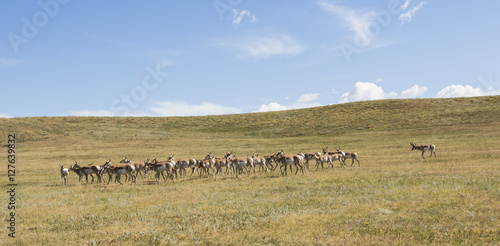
(1, 96, 500, 245)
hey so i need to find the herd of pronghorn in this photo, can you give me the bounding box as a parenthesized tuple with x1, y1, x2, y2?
(58, 143, 436, 186)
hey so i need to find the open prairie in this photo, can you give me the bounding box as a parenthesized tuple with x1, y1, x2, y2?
(1, 96, 499, 245)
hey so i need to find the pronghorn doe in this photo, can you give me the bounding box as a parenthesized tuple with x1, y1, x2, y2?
(60, 165, 69, 185)
(410, 142, 436, 159)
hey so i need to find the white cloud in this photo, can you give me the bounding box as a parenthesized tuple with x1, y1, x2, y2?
(436, 84, 500, 98)
(376, 78, 384, 83)
(232, 9, 256, 25)
(339, 82, 397, 103)
(399, 1, 426, 24)
(0, 113, 12, 118)
(213, 34, 303, 60)
(150, 101, 241, 116)
(255, 93, 323, 113)
(401, 0, 411, 10)
(401, 84, 428, 98)
(297, 93, 320, 103)
(318, 1, 378, 47)
(255, 102, 288, 112)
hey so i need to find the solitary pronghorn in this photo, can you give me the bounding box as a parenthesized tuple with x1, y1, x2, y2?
(410, 143, 436, 159)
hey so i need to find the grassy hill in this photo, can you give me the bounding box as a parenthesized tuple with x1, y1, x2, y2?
(2, 95, 499, 141)
(0, 96, 499, 245)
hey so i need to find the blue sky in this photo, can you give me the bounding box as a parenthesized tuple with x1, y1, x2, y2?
(1, 0, 500, 117)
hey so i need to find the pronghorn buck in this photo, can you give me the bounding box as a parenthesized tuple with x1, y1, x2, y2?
(101, 160, 136, 185)
(410, 142, 436, 159)
(59, 165, 69, 186)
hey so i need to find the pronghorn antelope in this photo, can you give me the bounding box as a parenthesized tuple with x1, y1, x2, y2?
(325, 147, 358, 167)
(295, 152, 308, 173)
(336, 148, 360, 167)
(120, 157, 146, 181)
(275, 150, 305, 176)
(214, 152, 233, 175)
(322, 147, 345, 158)
(410, 143, 436, 159)
(230, 156, 257, 178)
(176, 158, 199, 177)
(192, 155, 216, 179)
(73, 161, 102, 184)
(60, 165, 69, 186)
(101, 160, 136, 185)
(68, 164, 84, 184)
(303, 152, 318, 169)
(145, 158, 169, 183)
(263, 153, 278, 171)
(147, 155, 178, 182)
(313, 153, 333, 170)
(251, 154, 270, 173)
(314, 152, 344, 170)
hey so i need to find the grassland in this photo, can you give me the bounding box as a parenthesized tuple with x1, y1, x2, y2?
(1, 96, 499, 245)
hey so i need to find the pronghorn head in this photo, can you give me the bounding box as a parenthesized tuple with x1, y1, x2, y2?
(323, 147, 328, 155)
(120, 157, 128, 163)
(410, 142, 417, 150)
(168, 154, 175, 160)
(277, 150, 284, 157)
(225, 152, 232, 158)
(205, 152, 213, 159)
(60, 164, 65, 170)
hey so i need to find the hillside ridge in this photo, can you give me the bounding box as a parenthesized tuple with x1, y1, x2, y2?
(1, 96, 499, 141)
